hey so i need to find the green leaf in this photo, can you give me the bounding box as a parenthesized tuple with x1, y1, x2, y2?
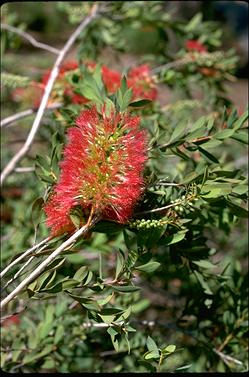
(62, 279, 79, 289)
(73, 266, 88, 282)
(175, 364, 192, 371)
(129, 99, 152, 108)
(110, 285, 141, 292)
(181, 171, 199, 184)
(201, 183, 232, 198)
(192, 260, 216, 269)
(232, 185, 248, 195)
(187, 126, 206, 142)
(36, 306, 54, 341)
(12, 339, 23, 362)
(93, 220, 124, 233)
(194, 270, 213, 295)
(43, 257, 66, 274)
(135, 261, 160, 273)
(107, 326, 120, 352)
(230, 131, 248, 144)
(99, 308, 124, 323)
(35, 173, 55, 184)
(227, 107, 238, 128)
(67, 293, 100, 311)
(2, 72, 31, 88)
(161, 231, 186, 245)
(226, 201, 248, 218)
(144, 350, 160, 360)
(83, 270, 93, 286)
(233, 109, 248, 130)
(92, 64, 104, 91)
(22, 344, 53, 365)
(185, 12, 202, 32)
(121, 305, 132, 320)
(69, 213, 81, 229)
(190, 116, 206, 132)
(37, 270, 57, 291)
(146, 336, 159, 353)
(35, 154, 51, 173)
(132, 298, 150, 313)
(120, 75, 128, 93)
(162, 344, 176, 354)
(122, 88, 133, 110)
(197, 146, 219, 163)
(54, 324, 64, 345)
(104, 98, 115, 116)
(98, 314, 116, 324)
(31, 197, 44, 228)
(214, 129, 235, 140)
(115, 252, 124, 280)
(201, 139, 222, 149)
(97, 292, 114, 306)
(123, 229, 135, 249)
(169, 121, 186, 143)
(116, 87, 133, 112)
(80, 84, 102, 103)
(40, 277, 67, 293)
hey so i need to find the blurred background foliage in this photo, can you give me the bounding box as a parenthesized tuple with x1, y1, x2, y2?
(1, 1, 248, 373)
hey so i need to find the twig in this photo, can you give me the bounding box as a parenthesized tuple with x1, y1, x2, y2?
(217, 314, 246, 353)
(0, 3, 99, 186)
(148, 180, 185, 188)
(14, 167, 35, 173)
(152, 56, 192, 74)
(213, 348, 243, 366)
(1, 23, 60, 55)
(0, 103, 62, 128)
(0, 305, 27, 323)
(0, 214, 100, 309)
(1, 243, 49, 291)
(134, 201, 181, 216)
(0, 237, 50, 278)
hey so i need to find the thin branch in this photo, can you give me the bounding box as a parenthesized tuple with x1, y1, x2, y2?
(152, 56, 192, 75)
(1, 243, 49, 291)
(0, 214, 100, 309)
(0, 305, 27, 323)
(213, 348, 243, 366)
(0, 103, 62, 128)
(134, 201, 182, 216)
(1, 23, 60, 55)
(0, 3, 99, 186)
(0, 237, 51, 278)
(148, 180, 185, 188)
(14, 167, 35, 173)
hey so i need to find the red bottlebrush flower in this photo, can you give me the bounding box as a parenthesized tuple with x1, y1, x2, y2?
(59, 60, 79, 75)
(102, 65, 122, 94)
(41, 60, 79, 86)
(44, 106, 147, 236)
(64, 87, 89, 105)
(40, 60, 89, 106)
(185, 39, 207, 53)
(127, 64, 158, 101)
(1, 314, 20, 328)
(11, 82, 44, 109)
(85, 61, 97, 71)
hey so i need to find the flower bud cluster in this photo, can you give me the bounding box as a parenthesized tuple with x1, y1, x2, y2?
(129, 218, 166, 230)
(170, 193, 198, 213)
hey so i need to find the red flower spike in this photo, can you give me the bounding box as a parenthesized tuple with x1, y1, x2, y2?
(127, 64, 158, 101)
(185, 39, 207, 53)
(44, 106, 148, 236)
(102, 66, 122, 94)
